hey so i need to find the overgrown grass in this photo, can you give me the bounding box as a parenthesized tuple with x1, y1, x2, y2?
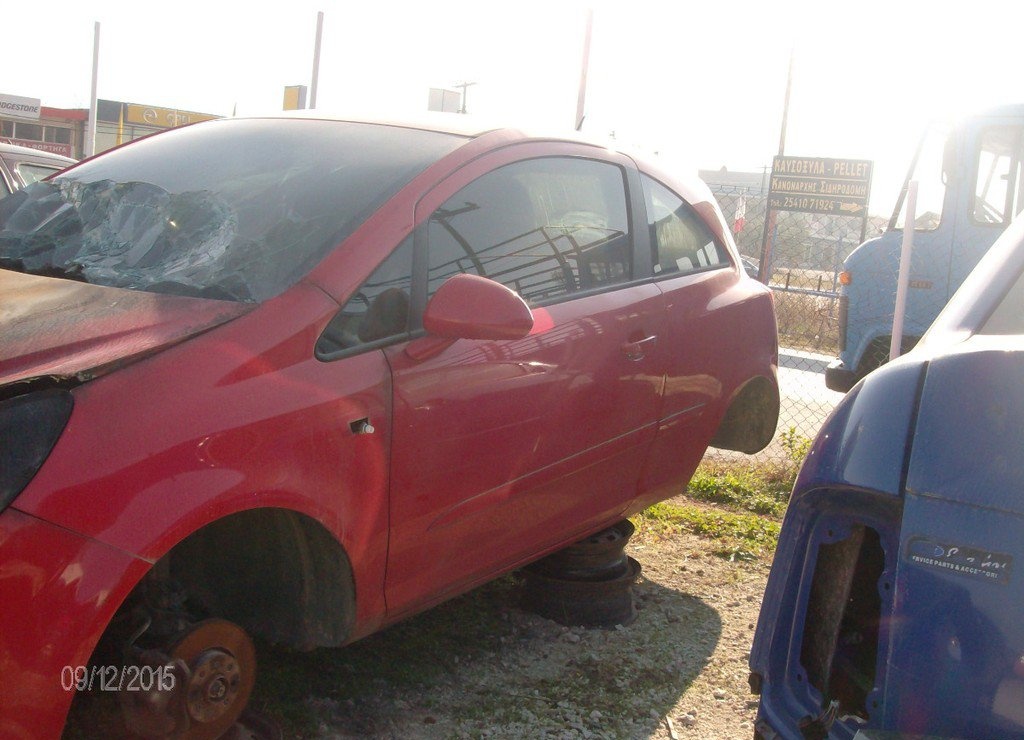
(686, 464, 792, 518)
(634, 436, 810, 559)
(636, 500, 781, 560)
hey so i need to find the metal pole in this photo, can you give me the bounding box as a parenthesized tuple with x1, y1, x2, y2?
(455, 82, 477, 114)
(86, 21, 100, 158)
(890, 180, 918, 361)
(758, 49, 795, 284)
(860, 165, 874, 244)
(309, 11, 324, 109)
(757, 210, 777, 284)
(575, 9, 593, 132)
(778, 47, 794, 157)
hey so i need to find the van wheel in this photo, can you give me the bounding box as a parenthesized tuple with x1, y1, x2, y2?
(857, 335, 921, 382)
(856, 337, 892, 381)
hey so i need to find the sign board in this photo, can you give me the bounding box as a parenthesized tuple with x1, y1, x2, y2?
(768, 156, 873, 216)
(428, 88, 460, 114)
(283, 85, 308, 111)
(125, 104, 218, 129)
(0, 94, 42, 121)
(1, 138, 73, 158)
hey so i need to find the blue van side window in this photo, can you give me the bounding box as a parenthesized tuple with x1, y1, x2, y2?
(972, 126, 1024, 226)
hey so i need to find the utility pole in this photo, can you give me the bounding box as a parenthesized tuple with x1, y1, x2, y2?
(778, 47, 794, 156)
(86, 22, 100, 158)
(454, 81, 477, 114)
(310, 11, 324, 109)
(575, 9, 594, 131)
(758, 48, 795, 284)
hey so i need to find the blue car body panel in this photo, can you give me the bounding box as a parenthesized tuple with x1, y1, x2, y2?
(752, 220, 1024, 739)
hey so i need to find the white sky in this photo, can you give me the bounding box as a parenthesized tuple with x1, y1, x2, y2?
(6, 0, 1023, 215)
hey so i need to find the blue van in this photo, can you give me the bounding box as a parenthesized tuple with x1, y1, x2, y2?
(825, 105, 1024, 392)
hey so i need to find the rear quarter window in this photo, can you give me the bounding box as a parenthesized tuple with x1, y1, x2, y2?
(641, 174, 729, 276)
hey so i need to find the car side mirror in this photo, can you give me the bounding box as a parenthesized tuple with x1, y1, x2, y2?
(423, 273, 534, 340)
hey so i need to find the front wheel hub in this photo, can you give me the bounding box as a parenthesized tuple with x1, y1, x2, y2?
(186, 648, 242, 723)
(171, 619, 256, 740)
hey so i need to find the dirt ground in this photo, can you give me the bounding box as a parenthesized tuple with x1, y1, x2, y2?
(290, 498, 772, 740)
(64, 492, 773, 740)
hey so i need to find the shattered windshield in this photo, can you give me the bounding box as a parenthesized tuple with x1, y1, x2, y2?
(0, 119, 465, 302)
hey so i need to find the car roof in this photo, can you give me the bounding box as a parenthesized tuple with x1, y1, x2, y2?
(268, 110, 503, 138)
(973, 103, 1024, 119)
(242, 110, 633, 150)
(0, 141, 77, 166)
(231, 112, 712, 203)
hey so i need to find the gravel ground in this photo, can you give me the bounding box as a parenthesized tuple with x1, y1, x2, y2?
(64, 492, 773, 739)
(299, 498, 772, 740)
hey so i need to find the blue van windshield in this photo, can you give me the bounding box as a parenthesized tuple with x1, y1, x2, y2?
(0, 119, 465, 302)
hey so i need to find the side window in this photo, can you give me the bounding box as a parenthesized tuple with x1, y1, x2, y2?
(895, 125, 948, 231)
(642, 174, 728, 276)
(317, 236, 413, 355)
(972, 126, 1024, 226)
(16, 164, 61, 187)
(427, 157, 631, 305)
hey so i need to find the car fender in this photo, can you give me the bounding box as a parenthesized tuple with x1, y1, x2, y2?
(10, 283, 392, 639)
(751, 356, 926, 713)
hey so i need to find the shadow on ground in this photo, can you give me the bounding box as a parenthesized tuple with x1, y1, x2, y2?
(253, 570, 722, 738)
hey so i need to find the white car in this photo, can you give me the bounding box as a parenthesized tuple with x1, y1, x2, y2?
(0, 141, 75, 198)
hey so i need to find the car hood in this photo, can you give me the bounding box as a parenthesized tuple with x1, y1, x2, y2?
(0, 270, 251, 387)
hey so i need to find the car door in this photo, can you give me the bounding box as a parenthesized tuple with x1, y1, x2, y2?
(384, 145, 666, 616)
(635, 173, 748, 499)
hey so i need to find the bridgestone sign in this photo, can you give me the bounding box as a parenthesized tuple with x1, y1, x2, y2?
(767, 155, 873, 216)
(0, 94, 42, 121)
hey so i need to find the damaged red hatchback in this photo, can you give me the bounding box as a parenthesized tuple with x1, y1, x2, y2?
(0, 115, 778, 737)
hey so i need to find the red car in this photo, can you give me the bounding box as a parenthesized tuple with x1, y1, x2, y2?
(0, 115, 778, 737)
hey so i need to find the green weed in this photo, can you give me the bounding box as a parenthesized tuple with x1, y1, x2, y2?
(685, 467, 791, 518)
(780, 426, 813, 466)
(635, 500, 781, 560)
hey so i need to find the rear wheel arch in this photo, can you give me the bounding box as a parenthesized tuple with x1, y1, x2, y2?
(710, 375, 780, 454)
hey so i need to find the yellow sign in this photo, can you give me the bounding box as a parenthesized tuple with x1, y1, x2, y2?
(125, 104, 219, 129)
(282, 85, 307, 111)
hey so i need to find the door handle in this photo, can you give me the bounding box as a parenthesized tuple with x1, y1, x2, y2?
(349, 417, 375, 435)
(621, 334, 657, 361)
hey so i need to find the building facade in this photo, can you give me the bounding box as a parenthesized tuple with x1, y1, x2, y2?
(1, 92, 219, 160)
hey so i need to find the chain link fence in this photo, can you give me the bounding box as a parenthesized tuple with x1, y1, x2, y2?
(708, 182, 888, 464)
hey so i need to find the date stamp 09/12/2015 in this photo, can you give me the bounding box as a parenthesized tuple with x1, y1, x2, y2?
(61, 664, 177, 693)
